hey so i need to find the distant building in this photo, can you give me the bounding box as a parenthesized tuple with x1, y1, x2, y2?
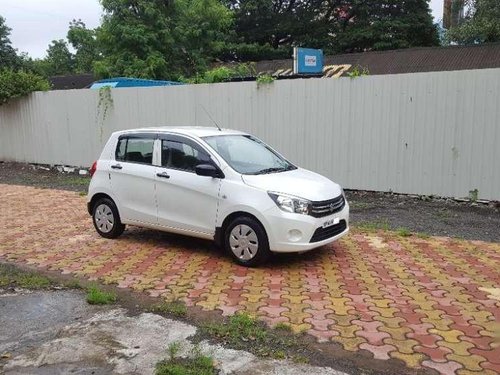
(49, 74, 95, 90)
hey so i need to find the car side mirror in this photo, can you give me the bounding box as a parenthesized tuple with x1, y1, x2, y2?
(195, 164, 223, 178)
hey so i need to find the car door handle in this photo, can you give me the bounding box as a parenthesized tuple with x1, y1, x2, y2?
(111, 164, 122, 170)
(156, 172, 170, 179)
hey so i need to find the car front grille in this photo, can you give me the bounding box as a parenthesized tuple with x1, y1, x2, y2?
(310, 195, 345, 218)
(310, 219, 347, 243)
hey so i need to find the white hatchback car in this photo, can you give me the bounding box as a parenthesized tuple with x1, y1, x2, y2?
(87, 127, 349, 266)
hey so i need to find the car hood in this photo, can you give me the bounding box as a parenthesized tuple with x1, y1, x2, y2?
(242, 167, 342, 201)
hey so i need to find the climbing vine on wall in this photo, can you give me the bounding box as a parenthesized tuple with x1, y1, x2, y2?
(96, 86, 114, 142)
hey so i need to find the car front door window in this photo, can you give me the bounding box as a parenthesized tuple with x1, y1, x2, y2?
(162, 139, 211, 172)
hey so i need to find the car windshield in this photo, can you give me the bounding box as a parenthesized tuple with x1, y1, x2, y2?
(203, 135, 296, 175)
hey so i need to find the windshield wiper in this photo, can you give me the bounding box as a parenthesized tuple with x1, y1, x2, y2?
(254, 167, 289, 175)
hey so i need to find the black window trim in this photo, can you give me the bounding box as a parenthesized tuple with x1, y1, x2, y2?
(115, 132, 157, 167)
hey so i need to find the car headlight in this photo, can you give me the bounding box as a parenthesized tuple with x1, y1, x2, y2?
(268, 192, 311, 215)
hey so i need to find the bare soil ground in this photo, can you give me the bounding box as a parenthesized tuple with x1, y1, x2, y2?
(1, 161, 498, 242)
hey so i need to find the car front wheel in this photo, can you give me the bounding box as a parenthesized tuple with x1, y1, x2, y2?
(92, 198, 125, 239)
(225, 216, 270, 267)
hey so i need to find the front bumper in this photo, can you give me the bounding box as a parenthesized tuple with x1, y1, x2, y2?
(264, 202, 350, 253)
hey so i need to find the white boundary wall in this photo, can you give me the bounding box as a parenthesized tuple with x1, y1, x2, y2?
(1, 68, 499, 200)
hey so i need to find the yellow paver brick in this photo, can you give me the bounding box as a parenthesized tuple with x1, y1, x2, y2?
(447, 354, 488, 372)
(429, 328, 466, 343)
(437, 340, 475, 356)
(383, 338, 420, 354)
(389, 351, 426, 368)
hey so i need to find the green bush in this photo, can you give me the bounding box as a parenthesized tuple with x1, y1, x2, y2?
(0, 69, 50, 105)
(186, 63, 255, 84)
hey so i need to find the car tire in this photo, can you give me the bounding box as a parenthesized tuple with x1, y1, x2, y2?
(224, 216, 270, 267)
(92, 198, 125, 239)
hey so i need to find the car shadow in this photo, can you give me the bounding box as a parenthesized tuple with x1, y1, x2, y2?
(118, 227, 333, 268)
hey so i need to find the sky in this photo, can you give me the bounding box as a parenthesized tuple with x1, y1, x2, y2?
(1, 0, 445, 59)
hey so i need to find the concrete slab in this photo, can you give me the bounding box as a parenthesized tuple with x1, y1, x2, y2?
(0, 290, 348, 375)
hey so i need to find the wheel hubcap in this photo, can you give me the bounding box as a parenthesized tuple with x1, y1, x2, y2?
(95, 204, 114, 233)
(229, 224, 259, 261)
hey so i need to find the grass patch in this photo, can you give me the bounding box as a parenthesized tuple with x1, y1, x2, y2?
(273, 322, 293, 332)
(349, 201, 375, 210)
(60, 175, 90, 186)
(79, 191, 87, 196)
(155, 343, 216, 375)
(355, 219, 390, 231)
(416, 232, 431, 239)
(0, 263, 51, 289)
(151, 300, 187, 317)
(86, 285, 117, 305)
(64, 279, 82, 289)
(396, 227, 412, 237)
(434, 209, 452, 219)
(201, 313, 304, 360)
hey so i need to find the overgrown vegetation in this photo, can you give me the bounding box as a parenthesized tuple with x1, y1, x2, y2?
(355, 219, 391, 231)
(396, 227, 412, 237)
(151, 299, 188, 317)
(256, 74, 275, 88)
(201, 313, 307, 361)
(155, 343, 216, 375)
(0, 69, 50, 105)
(446, 0, 500, 44)
(185, 63, 255, 84)
(347, 65, 370, 78)
(0, 263, 52, 289)
(86, 284, 117, 305)
(273, 322, 292, 332)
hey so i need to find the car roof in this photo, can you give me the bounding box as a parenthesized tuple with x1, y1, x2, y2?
(114, 126, 248, 138)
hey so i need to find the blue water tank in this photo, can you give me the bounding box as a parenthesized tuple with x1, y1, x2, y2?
(90, 77, 183, 89)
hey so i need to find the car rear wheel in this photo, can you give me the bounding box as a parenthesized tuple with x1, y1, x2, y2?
(225, 216, 270, 267)
(92, 198, 125, 239)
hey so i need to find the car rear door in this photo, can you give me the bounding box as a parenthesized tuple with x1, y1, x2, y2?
(109, 133, 158, 224)
(155, 134, 221, 236)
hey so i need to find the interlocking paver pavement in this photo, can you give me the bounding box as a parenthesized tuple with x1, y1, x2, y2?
(1, 184, 499, 374)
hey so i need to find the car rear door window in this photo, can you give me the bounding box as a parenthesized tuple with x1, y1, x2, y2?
(115, 137, 155, 165)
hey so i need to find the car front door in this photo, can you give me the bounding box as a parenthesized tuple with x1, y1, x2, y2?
(155, 134, 222, 236)
(109, 133, 158, 224)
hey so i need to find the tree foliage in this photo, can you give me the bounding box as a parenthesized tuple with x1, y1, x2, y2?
(94, 0, 232, 80)
(223, 0, 440, 60)
(44, 39, 74, 76)
(446, 0, 500, 44)
(0, 16, 21, 69)
(0, 69, 50, 105)
(2, 0, 443, 81)
(0, 16, 49, 104)
(334, 0, 440, 53)
(67, 19, 100, 73)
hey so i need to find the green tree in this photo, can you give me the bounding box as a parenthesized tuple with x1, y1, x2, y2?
(0, 69, 50, 105)
(67, 19, 100, 73)
(222, 0, 328, 60)
(334, 0, 440, 53)
(446, 0, 500, 44)
(44, 39, 74, 76)
(0, 16, 20, 69)
(95, 0, 232, 80)
(222, 0, 439, 60)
